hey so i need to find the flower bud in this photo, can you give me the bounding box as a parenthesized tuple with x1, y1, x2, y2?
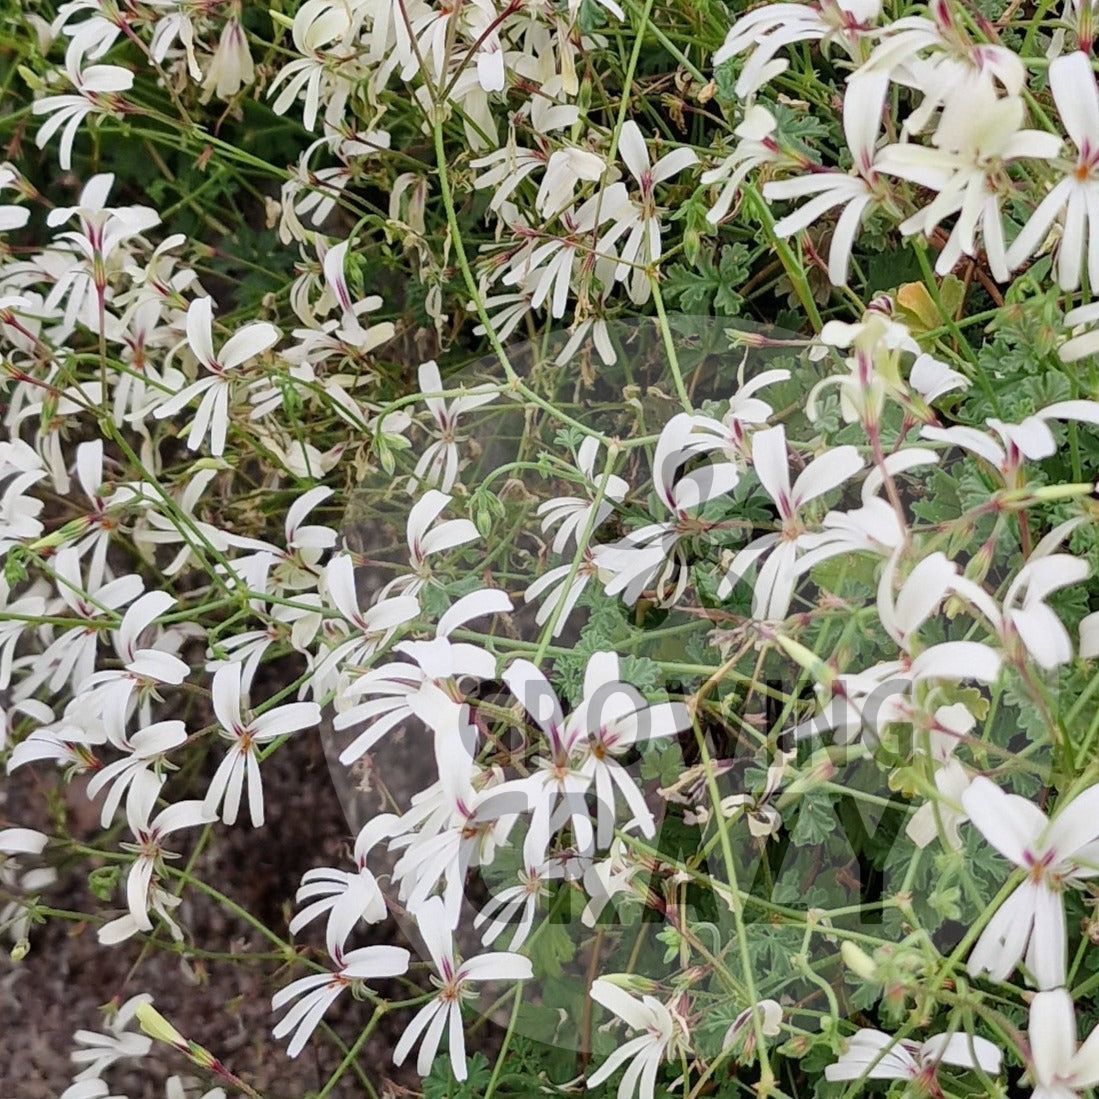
(135, 1002, 187, 1050)
(841, 941, 877, 981)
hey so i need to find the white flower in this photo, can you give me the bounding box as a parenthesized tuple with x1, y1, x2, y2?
(574, 651, 690, 845)
(44, 172, 159, 328)
(1007, 51, 1099, 289)
(718, 749, 792, 838)
(382, 489, 479, 599)
(321, 553, 420, 673)
(47, 171, 158, 265)
(391, 588, 509, 686)
(153, 296, 280, 456)
(409, 360, 496, 493)
(473, 810, 558, 950)
(720, 423, 861, 619)
(856, 4, 1025, 136)
(714, 0, 882, 100)
(921, 402, 1099, 480)
(764, 71, 889, 285)
(824, 1027, 1001, 1083)
(80, 591, 189, 736)
(7, 699, 104, 774)
(272, 945, 410, 1058)
(796, 448, 939, 571)
(472, 138, 545, 213)
(538, 438, 628, 555)
(42, 548, 144, 694)
(702, 106, 783, 224)
(722, 999, 783, 1053)
(951, 533, 1089, 670)
(203, 662, 321, 827)
(0, 445, 47, 554)
(33, 56, 132, 170)
(686, 363, 790, 462)
(267, 1, 358, 131)
(503, 186, 628, 319)
(166, 1077, 225, 1099)
(1027, 989, 1099, 1098)
(581, 839, 641, 927)
(290, 814, 397, 962)
(524, 555, 599, 638)
(1059, 303, 1099, 362)
(598, 122, 698, 304)
(567, 0, 623, 20)
(0, 834, 55, 944)
(904, 703, 976, 850)
(0, 697, 52, 756)
(201, 19, 254, 102)
(1000, 555, 1089, 669)
(536, 147, 607, 217)
(391, 723, 534, 921)
(394, 896, 532, 1081)
(71, 993, 154, 1080)
(0, 578, 45, 690)
(595, 412, 740, 608)
(150, 9, 201, 80)
(877, 81, 1061, 279)
(332, 658, 425, 763)
(587, 978, 688, 1099)
(321, 239, 395, 347)
(60, 1082, 126, 1099)
(963, 776, 1099, 989)
(86, 719, 187, 828)
(100, 771, 214, 942)
(0, 828, 48, 855)
(0, 165, 28, 231)
(274, 485, 339, 588)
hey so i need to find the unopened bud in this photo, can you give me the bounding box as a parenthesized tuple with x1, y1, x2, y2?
(135, 1002, 187, 1050)
(600, 972, 658, 995)
(841, 941, 877, 981)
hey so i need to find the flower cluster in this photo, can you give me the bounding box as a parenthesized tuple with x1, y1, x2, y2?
(5, 0, 1099, 1096)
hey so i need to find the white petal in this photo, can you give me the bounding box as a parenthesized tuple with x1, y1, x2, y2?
(218, 322, 279, 370)
(962, 776, 1046, 866)
(1030, 989, 1077, 1087)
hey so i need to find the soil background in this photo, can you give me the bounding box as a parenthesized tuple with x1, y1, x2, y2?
(0, 731, 478, 1099)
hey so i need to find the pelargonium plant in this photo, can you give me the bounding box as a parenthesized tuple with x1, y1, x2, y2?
(5, 0, 1099, 1096)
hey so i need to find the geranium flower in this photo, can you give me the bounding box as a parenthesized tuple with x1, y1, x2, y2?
(394, 896, 532, 1081)
(1027, 989, 1099, 1098)
(597, 122, 698, 304)
(586, 978, 689, 1099)
(877, 79, 1060, 279)
(273, 945, 410, 1058)
(203, 662, 321, 827)
(714, 0, 883, 100)
(289, 814, 398, 962)
(963, 777, 1099, 989)
(33, 56, 132, 170)
(408, 360, 496, 493)
(98, 771, 214, 944)
(1007, 51, 1099, 289)
(720, 423, 861, 619)
(824, 1027, 1001, 1084)
(154, 296, 280, 456)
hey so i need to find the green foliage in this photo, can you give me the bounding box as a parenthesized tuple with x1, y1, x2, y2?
(664, 245, 751, 315)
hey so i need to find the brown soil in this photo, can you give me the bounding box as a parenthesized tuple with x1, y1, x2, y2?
(0, 731, 430, 1099)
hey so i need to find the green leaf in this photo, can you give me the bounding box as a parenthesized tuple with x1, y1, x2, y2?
(663, 245, 750, 316)
(527, 918, 576, 979)
(423, 1051, 492, 1098)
